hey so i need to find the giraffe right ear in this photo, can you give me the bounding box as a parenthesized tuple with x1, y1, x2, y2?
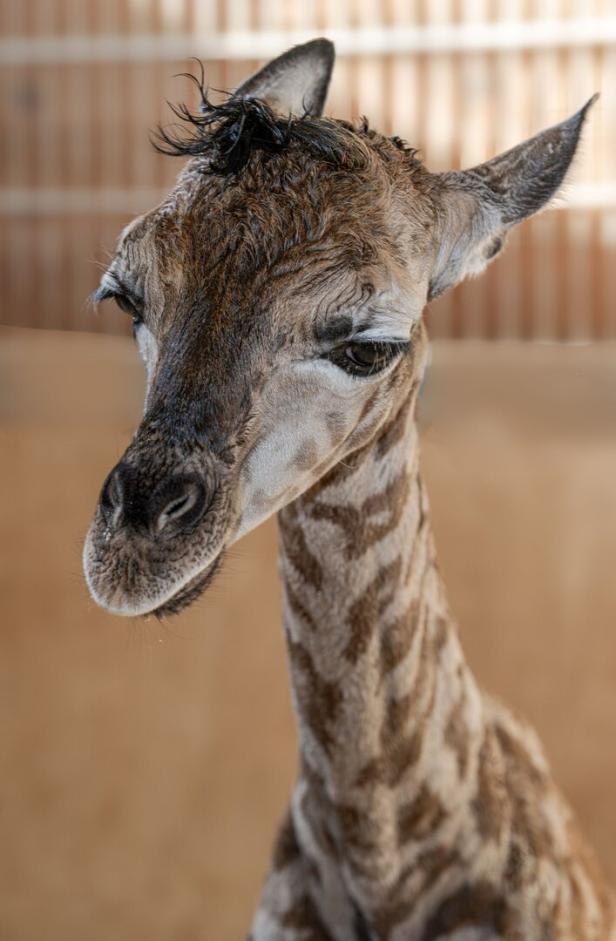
(234, 38, 335, 118)
(428, 96, 597, 300)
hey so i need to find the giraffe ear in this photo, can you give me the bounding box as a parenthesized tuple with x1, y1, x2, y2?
(428, 95, 598, 300)
(234, 38, 335, 118)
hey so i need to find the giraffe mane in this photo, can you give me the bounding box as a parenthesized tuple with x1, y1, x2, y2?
(152, 65, 422, 175)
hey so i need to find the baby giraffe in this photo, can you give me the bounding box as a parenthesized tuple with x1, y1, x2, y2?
(84, 40, 613, 940)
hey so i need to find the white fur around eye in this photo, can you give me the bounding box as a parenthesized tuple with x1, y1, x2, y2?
(295, 359, 368, 398)
(355, 281, 425, 340)
(353, 325, 412, 343)
(296, 348, 403, 395)
(135, 324, 158, 388)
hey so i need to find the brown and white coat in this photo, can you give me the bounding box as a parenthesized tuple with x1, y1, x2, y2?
(83, 40, 614, 940)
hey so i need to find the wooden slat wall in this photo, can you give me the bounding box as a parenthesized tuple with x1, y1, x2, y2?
(1, 0, 615, 338)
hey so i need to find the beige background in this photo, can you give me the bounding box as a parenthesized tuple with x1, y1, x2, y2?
(2, 327, 615, 940)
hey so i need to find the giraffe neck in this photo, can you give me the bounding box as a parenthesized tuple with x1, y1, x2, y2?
(277, 391, 486, 918)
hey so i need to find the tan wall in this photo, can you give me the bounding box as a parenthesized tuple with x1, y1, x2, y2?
(1, 327, 616, 939)
(1, 1, 616, 338)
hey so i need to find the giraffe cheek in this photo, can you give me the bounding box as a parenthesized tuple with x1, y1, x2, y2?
(233, 441, 321, 542)
(234, 450, 304, 538)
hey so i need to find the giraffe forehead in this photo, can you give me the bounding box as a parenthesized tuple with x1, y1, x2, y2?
(160, 161, 395, 277)
(105, 169, 428, 349)
(106, 121, 438, 319)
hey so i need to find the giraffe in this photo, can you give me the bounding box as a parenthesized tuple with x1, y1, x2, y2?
(83, 40, 613, 940)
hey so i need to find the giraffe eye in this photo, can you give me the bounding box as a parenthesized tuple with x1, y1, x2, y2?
(112, 293, 139, 317)
(345, 343, 386, 370)
(108, 293, 143, 338)
(326, 340, 408, 377)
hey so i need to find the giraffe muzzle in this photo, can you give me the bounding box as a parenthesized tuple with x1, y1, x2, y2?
(83, 448, 231, 618)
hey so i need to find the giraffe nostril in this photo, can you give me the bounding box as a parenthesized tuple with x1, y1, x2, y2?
(98, 466, 210, 534)
(155, 477, 208, 533)
(164, 492, 193, 519)
(99, 467, 125, 527)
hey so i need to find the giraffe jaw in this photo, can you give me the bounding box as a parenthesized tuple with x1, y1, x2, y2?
(147, 553, 224, 619)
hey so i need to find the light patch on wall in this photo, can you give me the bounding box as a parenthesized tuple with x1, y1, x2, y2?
(129, 0, 186, 30)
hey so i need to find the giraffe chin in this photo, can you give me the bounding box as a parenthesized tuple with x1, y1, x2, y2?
(148, 553, 224, 620)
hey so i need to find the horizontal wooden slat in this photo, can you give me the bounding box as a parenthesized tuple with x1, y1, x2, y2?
(2, 18, 616, 63)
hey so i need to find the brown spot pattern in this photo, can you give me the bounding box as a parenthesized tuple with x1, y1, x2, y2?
(344, 558, 402, 663)
(379, 599, 422, 678)
(334, 801, 381, 854)
(383, 692, 411, 742)
(285, 581, 319, 633)
(309, 470, 410, 560)
(287, 638, 342, 754)
(375, 393, 414, 458)
(272, 808, 301, 871)
(280, 894, 335, 940)
(494, 722, 555, 862)
(397, 784, 446, 845)
(444, 694, 470, 781)
(372, 844, 459, 940)
(355, 615, 442, 790)
(419, 880, 509, 941)
(472, 727, 508, 843)
(356, 729, 423, 790)
(279, 504, 323, 590)
(292, 437, 319, 472)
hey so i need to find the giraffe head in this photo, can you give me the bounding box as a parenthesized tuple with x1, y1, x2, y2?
(83, 39, 594, 617)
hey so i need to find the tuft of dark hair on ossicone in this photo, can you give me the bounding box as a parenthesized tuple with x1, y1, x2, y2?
(151, 63, 421, 176)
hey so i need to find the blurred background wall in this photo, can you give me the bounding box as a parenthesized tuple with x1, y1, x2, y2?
(1, 0, 616, 338)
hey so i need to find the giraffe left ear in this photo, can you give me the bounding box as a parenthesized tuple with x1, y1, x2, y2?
(234, 38, 335, 118)
(428, 95, 598, 300)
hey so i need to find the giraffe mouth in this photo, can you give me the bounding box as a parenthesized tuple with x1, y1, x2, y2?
(149, 553, 224, 619)
(83, 488, 232, 620)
